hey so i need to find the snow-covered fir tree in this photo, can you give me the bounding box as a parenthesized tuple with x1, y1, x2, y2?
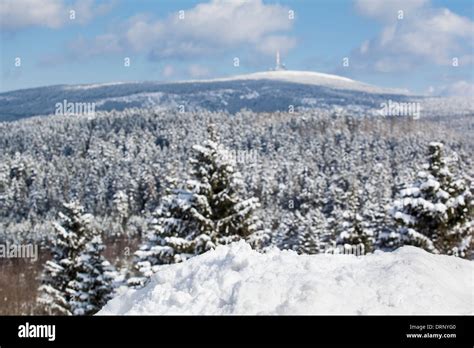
(295, 209, 328, 254)
(361, 161, 392, 248)
(67, 235, 117, 315)
(37, 202, 96, 315)
(336, 183, 374, 255)
(389, 142, 473, 257)
(129, 125, 264, 287)
(273, 163, 330, 254)
(274, 210, 299, 252)
(112, 190, 130, 234)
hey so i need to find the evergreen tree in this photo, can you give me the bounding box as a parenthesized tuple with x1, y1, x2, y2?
(336, 184, 374, 255)
(274, 208, 327, 255)
(130, 125, 264, 287)
(37, 202, 95, 315)
(390, 142, 473, 257)
(112, 190, 130, 234)
(187, 125, 262, 241)
(295, 210, 327, 254)
(128, 188, 199, 287)
(274, 210, 299, 251)
(361, 161, 392, 248)
(277, 166, 329, 254)
(67, 235, 117, 315)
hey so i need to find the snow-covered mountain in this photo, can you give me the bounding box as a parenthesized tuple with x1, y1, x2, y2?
(184, 70, 409, 94)
(0, 70, 415, 122)
(1, 70, 472, 136)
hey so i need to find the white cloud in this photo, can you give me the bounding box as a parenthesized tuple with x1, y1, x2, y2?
(0, 0, 114, 30)
(69, 0, 295, 60)
(1, 0, 64, 29)
(352, 0, 474, 71)
(188, 64, 211, 78)
(72, 0, 115, 25)
(68, 34, 122, 59)
(175, 0, 292, 46)
(124, 14, 165, 52)
(355, 0, 428, 20)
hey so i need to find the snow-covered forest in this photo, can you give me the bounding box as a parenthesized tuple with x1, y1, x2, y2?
(0, 107, 472, 314)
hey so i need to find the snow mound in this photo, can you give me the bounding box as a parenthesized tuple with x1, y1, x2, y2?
(99, 241, 473, 315)
(191, 70, 409, 95)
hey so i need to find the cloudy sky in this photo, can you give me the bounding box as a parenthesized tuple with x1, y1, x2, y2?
(1, 0, 473, 95)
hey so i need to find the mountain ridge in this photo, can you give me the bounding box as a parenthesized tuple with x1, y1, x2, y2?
(1, 70, 471, 125)
(182, 70, 410, 95)
(0, 70, 415, 122)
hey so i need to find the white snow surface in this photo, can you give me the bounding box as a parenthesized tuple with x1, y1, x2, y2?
(187, 70, 409, 95)
(99, 241, 473, 315)
(63, 81, 130, 90)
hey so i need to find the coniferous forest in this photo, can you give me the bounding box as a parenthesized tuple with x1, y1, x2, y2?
(0, 108, 472, 315)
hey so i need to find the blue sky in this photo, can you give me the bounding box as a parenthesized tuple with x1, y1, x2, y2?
(1, 0, 473, 95)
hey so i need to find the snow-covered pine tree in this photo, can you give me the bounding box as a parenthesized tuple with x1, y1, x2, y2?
(336, 183, 374, 255)
(127, 187, 199, 287)
(390, 142, 473, 257)
(274, 210, 298, 251)
(129, 125, 264, 287)
(187, 125, 261, 241)
(112, 190, 130, 234)
(37, 202, 95, 315)
(291, 167, 328, 254)
(273, 206, 327, 255)
(360, 161, 392, 249)
(67, 235, 117, 315)
(294, 209, 327, 254)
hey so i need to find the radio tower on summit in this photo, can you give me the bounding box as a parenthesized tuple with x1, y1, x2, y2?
(274, 50, 286, 71)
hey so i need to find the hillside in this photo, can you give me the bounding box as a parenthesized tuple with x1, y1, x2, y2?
(186, 70, 408, 94)
(0, 74, 407, 122)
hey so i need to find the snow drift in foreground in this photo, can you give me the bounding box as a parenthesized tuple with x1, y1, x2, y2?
(99, 241, 473, 315)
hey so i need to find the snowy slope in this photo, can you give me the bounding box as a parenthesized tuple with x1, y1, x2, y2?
(62, 81, 130, 90)
(1, 70, 471, 133)
(191, 70, 409, 95)
(0, 70, 416, 122)
(99, 241, 473, 315)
